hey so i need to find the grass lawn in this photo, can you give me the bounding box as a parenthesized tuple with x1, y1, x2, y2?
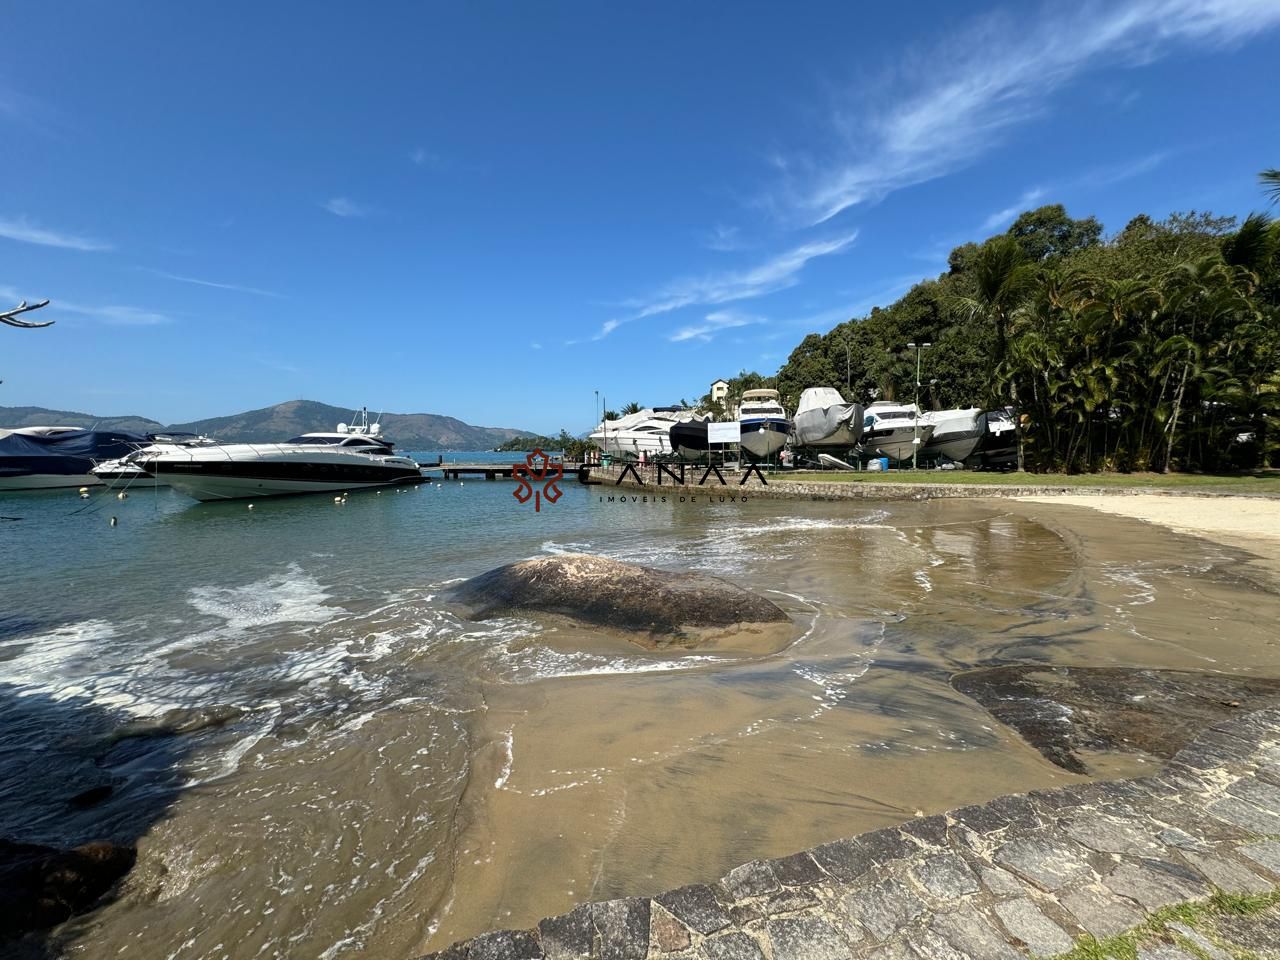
(779, 469, 1280, 493)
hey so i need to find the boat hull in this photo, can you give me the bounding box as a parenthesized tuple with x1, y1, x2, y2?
(669, 421, 709, 461)
(739, 418, 789, 460)
(861, 424, 935, 462)
(0, 473, 101, 491)
(792, 403, 864, 448)
(154, 468, 424, 502)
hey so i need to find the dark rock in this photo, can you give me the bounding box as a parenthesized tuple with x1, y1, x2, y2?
(591, 898, 649, 960)
(67, 784, 115, 809)
(811, 838, 876, 883)
(698, 931, 764, 960)
(952, 665, 1280, 774)
(766, 915, 855, 960)
(1103, 859, 1210, 911)
(719, 860, 780, 901)
(900, 815, 949, 848)
(655, 885, 731, 936)
(768, 851, 825, 887)
(468, 929, 543, 960)
(1060, 885, 1144, 939)
(649, 903, 691, 954)
(0, 837, 136, 940)
(447, 554, 790, 642)
(539, 904, 594, 960)
(839, 879, 926, 941)
(912, 853, 980, 900)
(928, 906, 1023, 960)
(992, 899, 1074, 957)
(992, 836, 1093, 891)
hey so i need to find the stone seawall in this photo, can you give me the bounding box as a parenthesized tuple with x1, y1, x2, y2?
(419, 709, 1280, 959)
(583, 467, 1270, 502)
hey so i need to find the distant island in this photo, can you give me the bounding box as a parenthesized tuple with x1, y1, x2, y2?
(0, 399, 534, 452)
(493, 431, 590, 459)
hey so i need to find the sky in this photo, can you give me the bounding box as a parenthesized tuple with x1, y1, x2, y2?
(2, 1, 1279, 435)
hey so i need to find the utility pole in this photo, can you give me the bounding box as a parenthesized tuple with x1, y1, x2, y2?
(907, 342, 931, 470)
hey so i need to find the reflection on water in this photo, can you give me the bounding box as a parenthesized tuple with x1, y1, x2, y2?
(1, 478, 1276, 957)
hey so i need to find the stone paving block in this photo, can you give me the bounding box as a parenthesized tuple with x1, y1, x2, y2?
(467, 930, 544, 960)
(592, 898, 650, 960)
(858, 828, 917, 867)
(899, 814, 949, 848)
(1065, 815, 1162, 855)
(1166, 922, 1232, 960)
(1061, 885, 1145, 939)
(912, 853, 980, 900)
(928, 905, 1023, 960)
(1179, 849, 1273, 894)
(698, 931, 764, 960)
(992, 898, 1074, 957)
(1207, 795, 1280, 835)
(899, 930, 969, 959)
(719, 860, 781, 901)
(839, 878, 927, 941)
(1239, 839, 1280, 877)
(760, 888, 819, 917)
(765, 915, 856, 960)
(1103, 860, 1210, 912)
(1135, 944, 1198, 960)
(951, 802, 1012, 835)
(769, 851, 825, 887)
(863, 943, 919, 960)
(540, 904, 595, 960)
(812, 838, 876, 883)
(985, 794, 1043, 830)
(993, 835, 1094, 891)
(979, 865, 1028, 897)
(1157, 827, 1210, 851)
(1209, 908, 1280, 954)
(650, 902, 692, 954)
(655, 885, 731, 937)
(1227, 775, 1280, 811)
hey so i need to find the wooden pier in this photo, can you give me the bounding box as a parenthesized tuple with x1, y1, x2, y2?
(420, 460, 590, 481)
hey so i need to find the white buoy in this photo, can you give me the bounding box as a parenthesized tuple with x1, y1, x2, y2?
(78, 486, 89, 495)
(248, 504, 254, 510)
(334, 496, 343, 504)
(80, 493, 90, 500)
(109, 516, 118, 526)
(117, 491, 128, 500)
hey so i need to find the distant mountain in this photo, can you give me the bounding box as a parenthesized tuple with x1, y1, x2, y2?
(0, 405, 163, 434)
(2, 400, 533, 450)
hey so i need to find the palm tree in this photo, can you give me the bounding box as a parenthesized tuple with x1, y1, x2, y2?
(1261, 168, 1280, 205)
(620, 401, 642, 415)
(950, 236, 1037, 469)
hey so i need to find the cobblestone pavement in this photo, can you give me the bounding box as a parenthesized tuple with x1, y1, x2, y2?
(419, 709, 1280, 959)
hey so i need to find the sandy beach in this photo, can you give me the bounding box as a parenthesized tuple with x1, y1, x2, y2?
(1016, 494, 1280, 566)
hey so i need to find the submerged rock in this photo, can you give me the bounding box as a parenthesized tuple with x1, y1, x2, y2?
(953, 665, 1280, 774)
(0, 837, 136, 940)
(448, 553, 791, 651)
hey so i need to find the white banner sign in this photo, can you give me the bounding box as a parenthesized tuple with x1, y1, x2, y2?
(707, 421, 741, 444)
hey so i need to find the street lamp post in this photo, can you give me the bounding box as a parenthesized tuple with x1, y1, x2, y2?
(906, 342, 931, 470)
(594, 390, 599, 463)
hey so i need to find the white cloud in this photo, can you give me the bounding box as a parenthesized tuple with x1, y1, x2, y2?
(144, 269, 282, 298)
(669, 310, 767, 343)
(784, 0, 1280, 225)
(704, 224, 746, 252)
(982, 187, 1047, 231)
(592, 232, 857, 340)
(55, 301, 173, 325)
(321, 197, 372, 218)
(0, 215, 111, 251)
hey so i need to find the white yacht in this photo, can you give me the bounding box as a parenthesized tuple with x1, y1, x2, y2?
(590, 407, 704, 460)
(920, 408, 987, 463)
(737, 389, 790, 461)
(792, 387, 864, 448)
(140, 410, 423, 501)
(92, 434, 218, 487)
(860, 401, 934, 462)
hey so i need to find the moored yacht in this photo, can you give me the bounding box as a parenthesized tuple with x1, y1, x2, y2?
(920, 408, 987, 463)
(590, 407, 704, 461)
(736, 389, 789, 461)
(792, 387, 864, 449)
(0, 427, 147, 491)
(92, 434, 219, 487)
(859, 401, 934, 462)
(140, 410, 423, 501)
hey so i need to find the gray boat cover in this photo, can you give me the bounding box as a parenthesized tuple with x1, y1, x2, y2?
(792, 388, 865, 446)
(0, 429, 146, 479)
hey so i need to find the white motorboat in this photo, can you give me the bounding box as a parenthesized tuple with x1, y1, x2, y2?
(792, 387, 864, 448)
(0, 426, 146, 491)
(920, 408, 987, 463)
(590, 407, 704, 460)
(860, 401, 934, 462)
(817, 453, 858, 471)
(968, 408, 1017, 468)
(140, 410, 423, 501)
(91, 434, 218, 487)
(737, 389, 789, 461)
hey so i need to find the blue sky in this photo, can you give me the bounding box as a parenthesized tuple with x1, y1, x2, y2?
(2, 1, 1278, 434)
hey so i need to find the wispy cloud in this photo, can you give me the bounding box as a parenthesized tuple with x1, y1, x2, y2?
(669, 310, 767, 343)
(0, 215, 111, 251)
(590, 232, 857, 341)
(321, 197, 372, 218)
(55, 301, 173, 326)
(410, 147, 446, 169)
(783, 0, 1280, 225)
(143, 268, 283, 298)
(789, 274, 926, 332)
(982, 187, 1047, 231)
(703, 224, 747, 252)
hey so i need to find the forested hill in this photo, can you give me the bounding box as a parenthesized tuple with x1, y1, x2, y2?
(1, 400, 533, 450)
(714, 182, 1280, 473)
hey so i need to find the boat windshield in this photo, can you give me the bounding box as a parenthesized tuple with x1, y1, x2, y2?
(286, 435, 347, 445)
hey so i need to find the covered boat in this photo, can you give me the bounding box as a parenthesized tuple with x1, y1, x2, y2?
(0, 427, 148, 490)
(792, 387, 864, 448)
(920, 408, 987, 463)
(859, 402, 934, 462)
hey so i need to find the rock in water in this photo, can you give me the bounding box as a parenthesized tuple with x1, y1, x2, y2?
(448, 554, 792, 652)
(0, 838, 136, 940)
